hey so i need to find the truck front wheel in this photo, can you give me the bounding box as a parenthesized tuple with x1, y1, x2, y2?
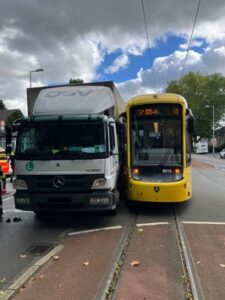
(108, 190, 120, 215)
(34, 210, 49, 219)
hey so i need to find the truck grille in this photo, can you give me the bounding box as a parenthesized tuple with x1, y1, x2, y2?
(18, 174, 103, 193)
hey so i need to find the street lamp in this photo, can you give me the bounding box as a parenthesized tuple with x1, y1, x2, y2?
(29, 68, 44, 88)
(205, 105, 215, 156)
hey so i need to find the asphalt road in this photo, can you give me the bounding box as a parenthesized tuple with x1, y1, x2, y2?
(0, 154, 225, 299)
(0, 182, 132, 293)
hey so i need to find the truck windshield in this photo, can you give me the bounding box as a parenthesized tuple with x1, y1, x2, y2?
(16, 121, 107, 159)
(130, 103, 182, 167)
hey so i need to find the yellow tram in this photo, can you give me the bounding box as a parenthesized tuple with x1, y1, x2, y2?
(124, 93, 194, 203)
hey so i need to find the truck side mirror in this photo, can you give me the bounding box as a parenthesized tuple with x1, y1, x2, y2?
(6, 126, 12, 155)
(109, 124, 115, 154)
(186, 108, 195, 134)
(116, 122, 122, 135)
(187, 115, 195, 134)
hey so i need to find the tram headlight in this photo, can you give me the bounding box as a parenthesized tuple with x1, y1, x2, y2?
(173, 168, 183, 180)
(132, 167, 140, 180)
(174, 168, 181, 175)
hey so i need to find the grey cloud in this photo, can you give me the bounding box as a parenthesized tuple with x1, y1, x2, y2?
(1, 0, 225, 114)
(2, 0, 225, 54)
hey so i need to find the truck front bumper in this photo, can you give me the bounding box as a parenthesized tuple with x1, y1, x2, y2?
(14, 190, 117, 212)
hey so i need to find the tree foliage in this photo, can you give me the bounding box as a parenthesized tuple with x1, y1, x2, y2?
(69, 78, 84, 84)
(0, 99, 23, 127)
(6, 110, 24, 126)
(0, 100, 7, 110)
(166, 72, 225, 140)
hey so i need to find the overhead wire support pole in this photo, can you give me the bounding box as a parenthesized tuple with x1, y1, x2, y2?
(180, 0, 202, 80)
(141, 0, 157, 91)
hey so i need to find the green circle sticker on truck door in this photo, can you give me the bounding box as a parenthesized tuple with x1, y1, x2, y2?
(26, 161, 34, 171)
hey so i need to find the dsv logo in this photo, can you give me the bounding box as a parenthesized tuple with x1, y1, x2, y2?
(44, 90, 93, 98)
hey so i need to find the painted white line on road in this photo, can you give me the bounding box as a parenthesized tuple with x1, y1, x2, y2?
(2, 196, 14, 202)
(3, 209, 32, 214)
(136, 222, 169, 227)
(68, 225, 122, 236)
(182, 221, 225, 225)
(34, 244, 64, 267)
(1, 244, 64, 300)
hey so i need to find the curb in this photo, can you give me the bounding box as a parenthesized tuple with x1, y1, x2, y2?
(0, 244, 64, 300)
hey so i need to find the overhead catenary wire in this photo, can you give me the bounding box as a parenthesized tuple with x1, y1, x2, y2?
(180, 0, 202, 80)
(141, 0, 157, 91)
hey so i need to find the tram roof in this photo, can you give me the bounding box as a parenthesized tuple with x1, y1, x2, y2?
(126, 93, 188, 109)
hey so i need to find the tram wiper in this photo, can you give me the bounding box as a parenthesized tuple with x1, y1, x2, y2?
(158, 148, 173, 167)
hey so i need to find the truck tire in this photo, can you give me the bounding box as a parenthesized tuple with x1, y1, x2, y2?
(34, 210, 49, 219)
(107, 190, 120, 215)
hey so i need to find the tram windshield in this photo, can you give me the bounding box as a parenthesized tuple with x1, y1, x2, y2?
(130, 103, 182, 166)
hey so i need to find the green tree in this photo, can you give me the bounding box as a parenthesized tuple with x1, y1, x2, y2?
(0, 100, 7, 110)
(69, 78, 84, 84)
(166, 72, 225, 140)
(6, 110, 24, 126)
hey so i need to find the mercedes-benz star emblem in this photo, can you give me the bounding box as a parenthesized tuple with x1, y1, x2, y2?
(154, 186, 160, 193)
(53, 176, 65, 188)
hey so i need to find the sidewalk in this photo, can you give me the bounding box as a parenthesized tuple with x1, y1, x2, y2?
(192, 152, 222, 163)
(192, 152, 220, 159)
(3, 228, 123, 300)
(1, 223, 188, 300)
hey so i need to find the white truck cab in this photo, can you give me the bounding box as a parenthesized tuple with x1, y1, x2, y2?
(10, 82, 125, 215)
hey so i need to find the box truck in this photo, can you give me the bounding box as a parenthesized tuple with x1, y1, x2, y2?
(194, 139, 208, 154)
(7, 82, 125, 216)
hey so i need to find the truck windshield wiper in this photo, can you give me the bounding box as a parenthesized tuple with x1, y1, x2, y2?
(78, 152, 99, 159)
(24, 149, 39, 155)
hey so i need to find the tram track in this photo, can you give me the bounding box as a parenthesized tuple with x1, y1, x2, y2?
(96, 213, 137, 300)
(3, 159, 225, 299)
(5, 204, 206, 300)
(96, 205, 205, 300)
(173, 205, 204, 300)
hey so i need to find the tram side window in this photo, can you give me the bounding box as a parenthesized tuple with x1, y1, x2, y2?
(186, 133, 192, 165)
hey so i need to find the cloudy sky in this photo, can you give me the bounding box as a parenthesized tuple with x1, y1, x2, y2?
(1, 0, 225, 115)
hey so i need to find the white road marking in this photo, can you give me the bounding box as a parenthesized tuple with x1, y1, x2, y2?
(182, 221, 225, 225)
(68, 225, 122, 236)
(2, 196, 14, 202)
(136, 222, 169, 227)
(3, 209, 32, 214)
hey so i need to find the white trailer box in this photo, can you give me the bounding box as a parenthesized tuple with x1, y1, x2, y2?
(33, 85, 125, 118)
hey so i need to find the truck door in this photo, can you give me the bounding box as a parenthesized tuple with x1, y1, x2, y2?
(108, 123, 119, 189)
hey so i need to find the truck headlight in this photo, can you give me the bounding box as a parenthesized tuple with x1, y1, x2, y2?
(13, 178, 28, 190)
(91, 178, 106, 188)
